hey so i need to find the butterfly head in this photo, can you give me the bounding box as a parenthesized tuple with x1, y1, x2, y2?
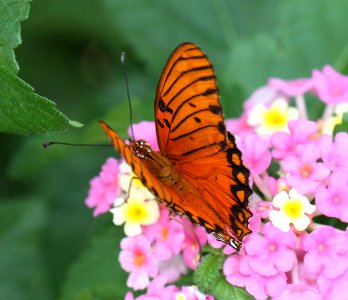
(129, 140, 152, 159)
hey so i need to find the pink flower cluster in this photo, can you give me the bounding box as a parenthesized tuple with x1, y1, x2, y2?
(85, 65, 348, 299)
(119, 207, 208, 290)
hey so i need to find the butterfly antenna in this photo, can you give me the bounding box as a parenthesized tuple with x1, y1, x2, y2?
(121, 51, 136, 141)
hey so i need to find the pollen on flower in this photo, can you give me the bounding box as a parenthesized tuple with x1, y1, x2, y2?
(283, 199, 303, 219)
(125, 201, 150, 222)
(264, 107, 287, 127)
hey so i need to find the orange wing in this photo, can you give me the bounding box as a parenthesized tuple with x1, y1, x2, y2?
(100, 43, 252, 250)
(155, 43, 226, 161)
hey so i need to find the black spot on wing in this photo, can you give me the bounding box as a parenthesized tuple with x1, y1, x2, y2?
(194, 117, 201, 123)
(158, 99, 166, 112)
(209, 104, 222, 115)
(217, 121, 226, 134)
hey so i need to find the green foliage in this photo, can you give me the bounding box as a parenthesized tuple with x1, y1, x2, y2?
(0, 65, 71, 134)
(2, 0, 348, 299)
(0, 0, 30, 73)
(194, 253, 253, 300)
(0, 0, 73, 135)
(61, 228, 128, 300)
(0, 199, 51, 299)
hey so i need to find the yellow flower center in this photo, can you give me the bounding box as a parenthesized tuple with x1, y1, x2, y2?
(264, 108, 287, 128)
(283, 199, 304, 219)
(126, 201, 149, 222)
(133, 249, 146, 267)
(175, 293, 186, 300)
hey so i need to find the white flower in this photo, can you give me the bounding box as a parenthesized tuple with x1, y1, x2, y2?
(111, 160, 159, 236)
(269, 188, 316, 232)
(111, 187, 159, 236)
(247, 98, 299, 135)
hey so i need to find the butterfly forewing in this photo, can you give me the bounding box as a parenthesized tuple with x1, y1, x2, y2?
(155, 43, 226, 161)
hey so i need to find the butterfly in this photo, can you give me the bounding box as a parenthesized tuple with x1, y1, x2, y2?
(100, 43, 252, 251)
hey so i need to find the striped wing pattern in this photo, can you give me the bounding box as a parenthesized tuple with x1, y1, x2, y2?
(155, 43, 226, 161)
(100, 42, 252, 250)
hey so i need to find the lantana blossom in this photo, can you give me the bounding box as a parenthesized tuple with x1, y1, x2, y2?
(247, 98, 299, 135)
(269, 189, 316, 232)
(111, 187, 159, 236)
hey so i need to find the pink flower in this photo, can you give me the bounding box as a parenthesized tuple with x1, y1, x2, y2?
(268, 78, 314, 97)
(157, 255, 187, 283)
(176, 286, 214, 300)
(303, 226, 348, 279)
(271, 119, 318, 160)
(244, 85, 282, 111)
(85, 157, 120, 216)
(136, 275, 178, 300)
(244, 222, 297, 276)
(223, 255, 287, 300)
(128, 121, 159, 151)
(282, 144, 330, 194)
(182, 220, 207, 269)
(272, 283, 322, 300)
(119, 235, 158, 290)
(142, 207, 185, 260)
(312, 65, 348, 105)
(321, 132, 348, 172)
(238, 135, 272, 176)
(316, 171, 348, 222)
(226, 114, 255, 138)
(318, 269, 348, 299)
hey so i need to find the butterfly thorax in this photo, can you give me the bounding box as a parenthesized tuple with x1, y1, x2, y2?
(129, 140, 152, 159)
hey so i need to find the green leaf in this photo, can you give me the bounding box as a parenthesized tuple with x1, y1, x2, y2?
(333, 112, 348, 135)
(193, 253, 225, 293)
(0, 0, 30, 73)
(212, 276, 253, 300)
(0, 198, 51, 300)
(0, 65, 71, 134)
(193, 253, 252, 300)
(60, 228, 128, 300)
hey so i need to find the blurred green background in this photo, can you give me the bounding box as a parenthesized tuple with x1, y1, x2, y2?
(1, 0, 348, 299)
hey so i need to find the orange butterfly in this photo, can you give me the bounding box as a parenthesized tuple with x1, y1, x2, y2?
(100, 43, 252, 251)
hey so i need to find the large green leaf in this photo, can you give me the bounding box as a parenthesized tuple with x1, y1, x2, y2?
(0, 0, 77, 135)
(0, 65, 72, 134)
(0, 0, 30, 73)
